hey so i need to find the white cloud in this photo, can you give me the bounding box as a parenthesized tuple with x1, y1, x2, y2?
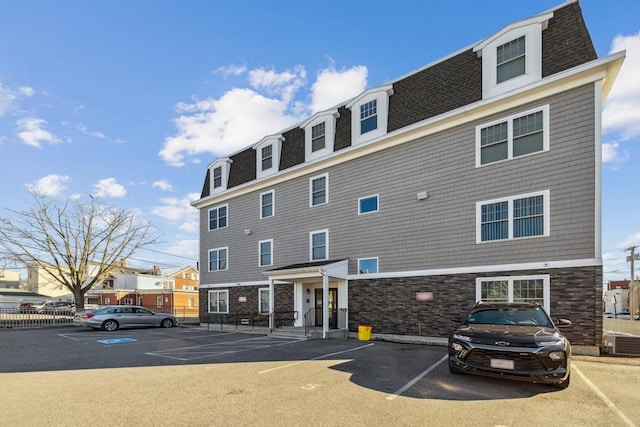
(602, 142, 629, 165)
(19, 86, 35, 97)
(77, 124, 106, 139)
(310, 65, 368, 112)
(93, 178, 126, 198)
(215, 64, 247, 77)
(0, 83, 17, 116)
(603, 32, 640, 140)
(25, 174, 71, 196)
(618, 232, 640, 249)
(151, 192, 200, 222)
(160, 64, 370, 167)
(16, 118, 62, 148)
(160, 88, 299, 166)
(152, 180, 174, 192)
(163, 239, 199, 262)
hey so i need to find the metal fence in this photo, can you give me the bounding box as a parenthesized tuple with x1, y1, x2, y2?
(0, 308, 75, 329)
(0, 305, 199, 329)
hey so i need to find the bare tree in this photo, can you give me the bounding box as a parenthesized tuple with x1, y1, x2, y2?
(0, 193, 159, 310)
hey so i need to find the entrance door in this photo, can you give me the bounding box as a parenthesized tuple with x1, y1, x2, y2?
(315, 288, 338, 329)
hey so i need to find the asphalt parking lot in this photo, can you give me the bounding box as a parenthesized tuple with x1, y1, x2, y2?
(1, 326, 639, 427)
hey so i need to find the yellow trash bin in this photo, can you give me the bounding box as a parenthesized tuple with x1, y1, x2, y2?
(358, 323, 372, 341)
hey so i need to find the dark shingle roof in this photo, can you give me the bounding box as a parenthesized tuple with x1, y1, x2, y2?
(200, 2, 597, 199)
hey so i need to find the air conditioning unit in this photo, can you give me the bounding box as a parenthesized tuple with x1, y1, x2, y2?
(604, 335, 640, 356)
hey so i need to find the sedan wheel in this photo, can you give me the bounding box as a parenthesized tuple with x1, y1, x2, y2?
(160, 318, 174, 328)
(102, 320, 119, 331)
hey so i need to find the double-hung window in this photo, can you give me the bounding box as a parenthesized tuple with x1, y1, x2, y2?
(260, 190, 274, 219)
(310, 230, 328, 261)
(261, 145, 273, 171)
(496, 36, 526, 83)
(477, 275, 549, 313)
(358, 195, 379, 215)
(310, 174, 328, 206)
(208, 290, 229, 313)
(311, 122, 326, 152)
(360, 100, 378, 134)
(258, 288, 270, 314)
(476, 105, 548, 166)
(259, 239, 273, 267)
(477, 190, 549, 243)
(212, 166, 222, 189)
(208, 205, 228, 230)
(208, 247, 228, 271)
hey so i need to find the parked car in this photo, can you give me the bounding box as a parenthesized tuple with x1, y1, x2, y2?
(17, 302, 39, 313)
(36, 301, 76, 315)
(73, 305, 178, 331)
(448, 302, 572, 389)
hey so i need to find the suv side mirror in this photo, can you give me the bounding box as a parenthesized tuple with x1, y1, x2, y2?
(556, 318, 572, 328)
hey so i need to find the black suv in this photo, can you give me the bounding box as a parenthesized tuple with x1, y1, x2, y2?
(449, 302, 571, 389)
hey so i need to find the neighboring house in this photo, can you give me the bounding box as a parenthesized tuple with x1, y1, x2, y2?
(190, 1, 624, 352)
(607, 280, 630, 290)
(85, 264, 199, 317)
(0, 269, 22, 289)
(26, 264, 73, 298)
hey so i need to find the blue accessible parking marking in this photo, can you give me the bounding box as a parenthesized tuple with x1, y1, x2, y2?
(98, 338, 137, 344)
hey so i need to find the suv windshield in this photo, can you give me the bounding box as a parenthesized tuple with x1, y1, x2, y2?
(465, 306, 553, 327)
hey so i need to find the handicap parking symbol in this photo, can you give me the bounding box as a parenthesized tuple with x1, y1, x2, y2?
(98, 338, 137, 344)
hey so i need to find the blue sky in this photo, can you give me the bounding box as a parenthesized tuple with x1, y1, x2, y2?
(0, 0, 638, 284)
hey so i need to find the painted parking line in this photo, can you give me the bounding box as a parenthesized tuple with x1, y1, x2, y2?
(573, 363, 637, 427)
(386, 354, 448, 401)
(258, 342, 376, 374)
(146, 336, 301, 361)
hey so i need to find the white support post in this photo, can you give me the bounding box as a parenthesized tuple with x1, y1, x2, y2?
(269, 279, 275, 331)
(322, 272, 329, 339)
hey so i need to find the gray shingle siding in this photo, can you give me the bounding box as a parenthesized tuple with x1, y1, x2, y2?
(199, 84, 596, 285)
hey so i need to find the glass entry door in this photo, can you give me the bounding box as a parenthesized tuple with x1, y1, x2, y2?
(315, 288, 337, 329)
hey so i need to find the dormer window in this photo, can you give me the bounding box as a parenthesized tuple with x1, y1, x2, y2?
(360, 99, 378, 134)
(346, 84, 393, 145)
(261, 145, 273, 170)
(254, 135, 284, 179)
(311, 122, 325, 152)
(496, 36, 526, 83)
(301, 109, 339, 162)
(208, 158, 232, 195)
(474, 12, 552, 99)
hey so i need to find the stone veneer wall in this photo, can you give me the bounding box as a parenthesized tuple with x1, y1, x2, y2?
(199, 283, 294, 320)
(348, 266, 602, 347)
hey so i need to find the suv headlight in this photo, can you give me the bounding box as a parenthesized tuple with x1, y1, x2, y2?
(451, 342, 464, 352)
(548, 351, 566, 361)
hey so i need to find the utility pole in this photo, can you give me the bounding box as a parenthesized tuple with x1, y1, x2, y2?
(627, 246, 639, 321)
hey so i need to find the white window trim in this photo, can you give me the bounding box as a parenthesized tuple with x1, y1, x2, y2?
(358, 194, 379, 215)
(476, 190, 550, 244)
(310, 229, 329, 261)
(475, 105, 549, 167)
(253, 135, 284, 179)
(475, 275, 550, 314)
(156, 296, 162, 308)
(258, 287, 270, 314)
(357, 257, 379, 274)
(301, 109, 339, 162)
(309, 173, 329, 207)
(474, 14, 551, 99)
(208, 247, 229, 272)
(260, 189, 275, 219)
(258, 239, 274, 267)
(346, 84, 394, 145)
(208, 204, 229, 231)
(208, 289, 229, 314)
(208, 158, 233, 195)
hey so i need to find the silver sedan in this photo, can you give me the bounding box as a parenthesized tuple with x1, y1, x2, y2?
(74, 305, 178, 331)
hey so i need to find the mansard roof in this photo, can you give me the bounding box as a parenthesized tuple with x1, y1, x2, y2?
(199, 1, 597, 200)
